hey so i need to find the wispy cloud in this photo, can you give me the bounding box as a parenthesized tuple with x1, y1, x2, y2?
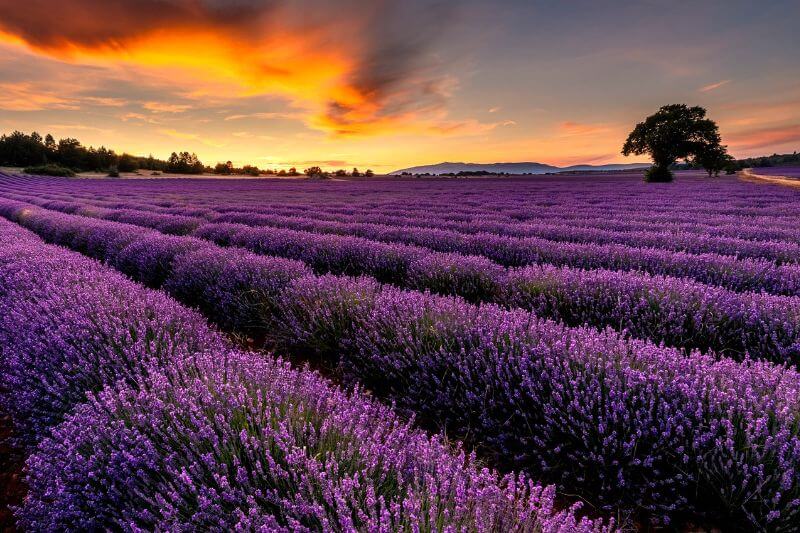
(143, 101, 192, 113)
(699, 79, 731, 92)
(224, 112, 304, 122)
(0, 81, 78, 111)
(121, 112, 161, 124)
(82, 96, 128, 107)
(47, 123, 114, 134)
(429, 118, 516, 136)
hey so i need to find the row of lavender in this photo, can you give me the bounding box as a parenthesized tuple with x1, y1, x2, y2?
(21, 185, 800, 245)
(0, 218, 599, 531)
(7, 174, 800, 257)
(2, 195, 800, 364)
(1, 200, 798, 528)
(7, 185, 800, 270)
(4, 181, 800, 295)
(6, 171, 799, 221)
(10, 171, 798, 228)
(2, 195, 800, 365)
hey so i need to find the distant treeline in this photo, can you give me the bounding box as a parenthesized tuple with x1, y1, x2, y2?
(735, 151, 800, 168)
(0, 130, 374, 177)
(0, 131, 204, 175)
(211, 162, 373, 178)
(676, 151, 800, 171)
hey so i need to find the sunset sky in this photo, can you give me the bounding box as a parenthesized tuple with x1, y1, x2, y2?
(0, 0, 798, 172)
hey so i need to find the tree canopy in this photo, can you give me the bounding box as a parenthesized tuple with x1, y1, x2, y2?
(622, 104, 728, 182)
(0, 130, 202, 174)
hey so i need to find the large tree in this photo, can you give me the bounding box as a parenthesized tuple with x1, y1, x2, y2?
(622, 104, 727, 182)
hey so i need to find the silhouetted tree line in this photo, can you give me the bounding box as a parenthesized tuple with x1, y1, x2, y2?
(732, 151, 800, 169)
(302, 167, 373, 178)
(213, 161, 262, 176)
(0, 131, 379, 179)
(0, 130, 204, 174)
(673, 151, 800, 173)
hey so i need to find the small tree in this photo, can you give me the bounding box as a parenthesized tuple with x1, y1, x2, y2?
(214, 161, 233, 175)
(622, 104, 724, 182)
(351, 167, 361, 177)
(56, 138, 87, 170)
(304, 166, 325, 178)
(168, 152, 204, 174)
(696, 144, 733, 177)
(335, 169, 347, 177)
(365, 169, 374, 177)
(241, 165, 261, 176)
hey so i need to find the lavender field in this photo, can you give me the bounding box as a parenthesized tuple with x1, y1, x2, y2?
(749, 166, 800, 179)
(1, 170, 800, 531)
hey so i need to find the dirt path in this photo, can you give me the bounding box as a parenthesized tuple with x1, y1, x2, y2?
(739, 168, 800, 188)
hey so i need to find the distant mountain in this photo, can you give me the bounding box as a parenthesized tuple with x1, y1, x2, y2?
(390, 161, 650, 175)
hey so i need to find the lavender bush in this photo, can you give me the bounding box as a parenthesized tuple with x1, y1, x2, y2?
(274, 275, 800, 528)
(0, 218, 603, 531)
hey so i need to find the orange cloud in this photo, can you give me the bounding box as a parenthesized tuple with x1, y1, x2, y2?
(121, 112, 161, 125)
(0, 81, 79, 111)
(143, 101, 192, 113)
(0, 0, 460, 136)
(224, 112, 305, 122)
(46, 123, 114, 135)
(82, 96, 128, 107)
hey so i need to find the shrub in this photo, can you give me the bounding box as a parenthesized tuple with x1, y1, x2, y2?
(643, 165, 673, 182)
(0, 239, 221, 445)
(23, 164, 75, 177)
(241, 165, 261, 176)
(164, 247, 310, 334)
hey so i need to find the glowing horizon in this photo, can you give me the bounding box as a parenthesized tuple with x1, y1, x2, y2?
(0, 0, 798, 172)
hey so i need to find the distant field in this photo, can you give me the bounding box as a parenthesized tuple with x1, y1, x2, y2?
(1, 169, 799, 531)
(749, 165, 800, 178)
